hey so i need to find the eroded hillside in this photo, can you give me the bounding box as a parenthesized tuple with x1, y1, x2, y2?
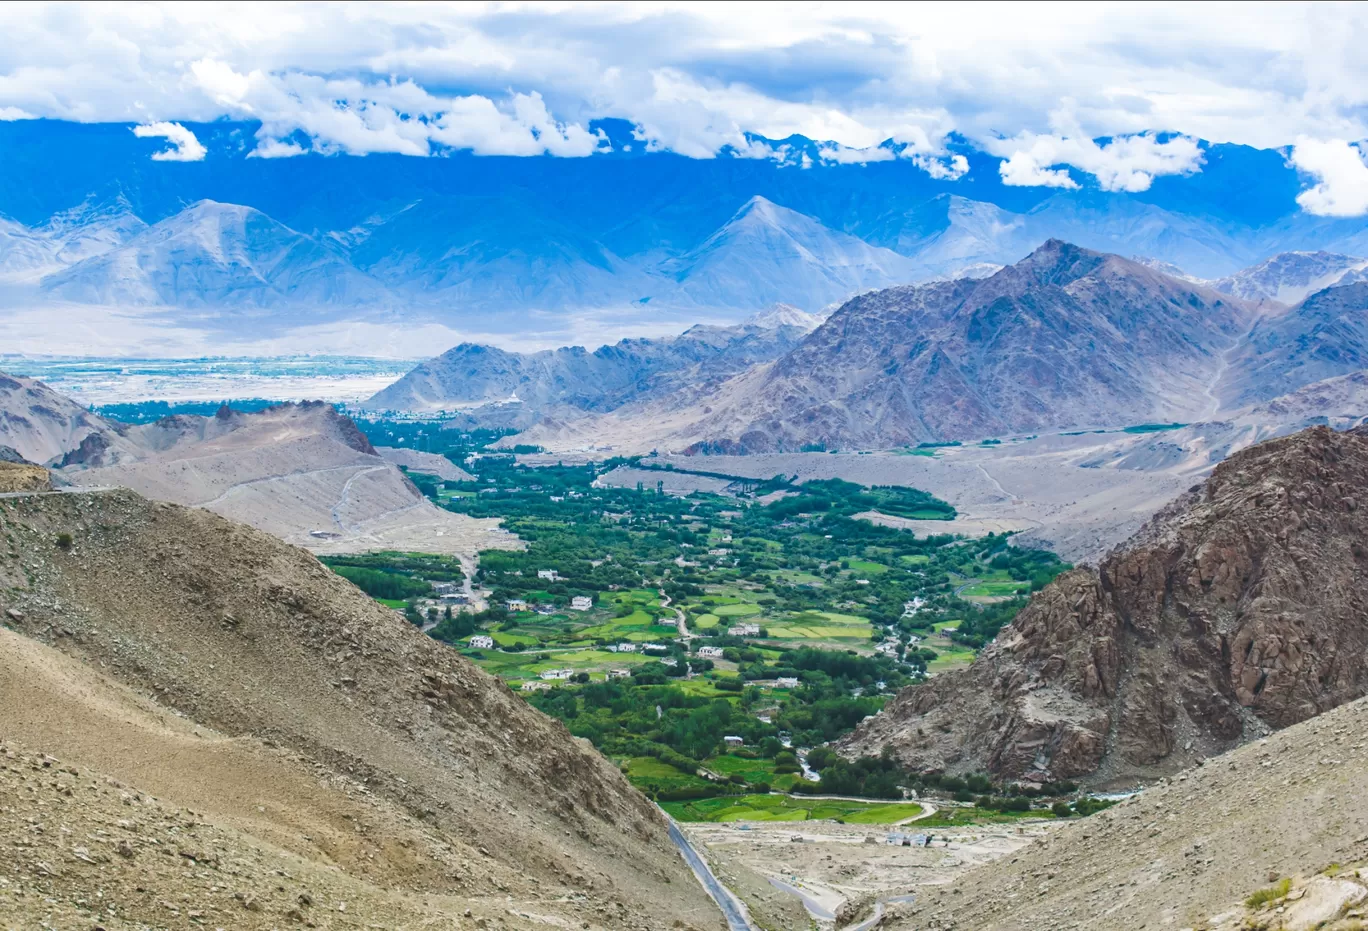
(842, 425, 1368, 784)
(0, 487, 721, 930)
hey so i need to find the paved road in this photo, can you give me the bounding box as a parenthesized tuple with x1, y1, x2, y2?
(664, 816, 758, 931)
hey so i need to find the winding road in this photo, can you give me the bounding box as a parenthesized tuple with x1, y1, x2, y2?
(665, 816, 758, 931)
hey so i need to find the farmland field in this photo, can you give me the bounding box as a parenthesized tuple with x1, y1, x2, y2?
(662, 794, 924, 824)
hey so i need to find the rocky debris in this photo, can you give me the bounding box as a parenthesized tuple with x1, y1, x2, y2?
(886, 694, 1368, 931)
(0, 488, 723, 931)
(842, 425, 1368, 784)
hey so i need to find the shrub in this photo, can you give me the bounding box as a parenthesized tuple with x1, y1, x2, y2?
(55, 532, 73, 550)
(1245, 878, 1290, 909)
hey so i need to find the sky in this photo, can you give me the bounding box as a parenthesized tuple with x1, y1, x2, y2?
(4, 1, 1368, 213)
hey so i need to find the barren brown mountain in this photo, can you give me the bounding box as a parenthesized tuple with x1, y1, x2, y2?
(0, 485, 720, 930)
(842, 425, 1368, 785)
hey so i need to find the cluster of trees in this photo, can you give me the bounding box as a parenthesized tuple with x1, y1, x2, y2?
(328, 565, 431, 600)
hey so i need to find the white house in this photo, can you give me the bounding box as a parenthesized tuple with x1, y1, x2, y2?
(727, 623, 761, 637)
(642, 643, 668, 653)
(507, 598, 529, 611)
(660, 657, 678, 667)
(570, 595, 593, 611)
(775, 677, 800, 688)
(612, 642, 636, 653)
(537, 569, 560, 581)
(659, 618, 677, 627)
(697, 646, 724, 659)
(469, 634, 495, 649)
(521, 681, 550, 691)
(723, 736, 744, 748)
(708, 548, 730, 557)
(607, 669, 631, 679)
(540, 669, 573, 680)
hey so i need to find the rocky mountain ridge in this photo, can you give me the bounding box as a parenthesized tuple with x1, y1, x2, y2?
(840, 425, 1368, 785)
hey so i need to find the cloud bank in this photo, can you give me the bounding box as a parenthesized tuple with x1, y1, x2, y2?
(0, 2, 1365, 207)
(132, 122, 207, 162)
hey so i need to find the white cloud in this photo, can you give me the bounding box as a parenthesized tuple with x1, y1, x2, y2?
(0, 106, 34, 120)
(132, 122, 207, 161)
(909, 153, 969, 180)
(248, 138, 306, 159)
(1290, 137, 1368, 216)
(990, 128, 1203, 191)
(998, 151, 1079, 189)
(817, 143, 894, 164)
(0, 1, 1363, 211)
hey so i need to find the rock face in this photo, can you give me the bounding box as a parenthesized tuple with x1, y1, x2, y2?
(841, 425, 1368, 783)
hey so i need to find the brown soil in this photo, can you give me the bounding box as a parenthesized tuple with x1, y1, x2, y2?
(887, 694, 1368, 930)
(0, 488, 722, 930)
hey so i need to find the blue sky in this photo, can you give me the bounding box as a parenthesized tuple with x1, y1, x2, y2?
(3, 2, 1368, 214)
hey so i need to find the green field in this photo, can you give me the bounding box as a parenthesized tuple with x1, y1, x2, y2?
(693, 613, 721, 628)
(846, 558, 889, 575)
(662, 794, 923, 823)
(765, 611, 871, 641)
(915, 806, 1041, 827)
(960, 580, 1030, 597)
(714, 602, 763, 617)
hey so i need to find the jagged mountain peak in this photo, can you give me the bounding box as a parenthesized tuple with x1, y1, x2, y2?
(1213, 249, 1368, 304)
(743, 302, 827, 331)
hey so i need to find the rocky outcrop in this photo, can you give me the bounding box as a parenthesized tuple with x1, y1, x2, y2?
(0, 461, 50, 493)
(841, 425, 1368, 783)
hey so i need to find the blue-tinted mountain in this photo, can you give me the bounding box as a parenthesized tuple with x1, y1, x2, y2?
(2, 120, 1368, 333)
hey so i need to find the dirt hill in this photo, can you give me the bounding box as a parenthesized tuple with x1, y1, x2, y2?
(0, 488, 722, 930)
(842, 425, 1368, 785)
(59, 401, 511, 557)
(885, 693, 1368, 931)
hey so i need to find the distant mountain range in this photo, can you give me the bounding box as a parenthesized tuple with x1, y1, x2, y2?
(365, 315, 815, 416)
(409, 240, 1368, 452)
(4, 120, 1368, 344)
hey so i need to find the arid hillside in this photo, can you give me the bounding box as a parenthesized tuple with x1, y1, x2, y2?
(885, 693, 1368, 931)
(842, 425, 1368, 785)
(0, 371, 111, 465)
(0, 487, 721, 930)
(58, 401, 511, 557)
